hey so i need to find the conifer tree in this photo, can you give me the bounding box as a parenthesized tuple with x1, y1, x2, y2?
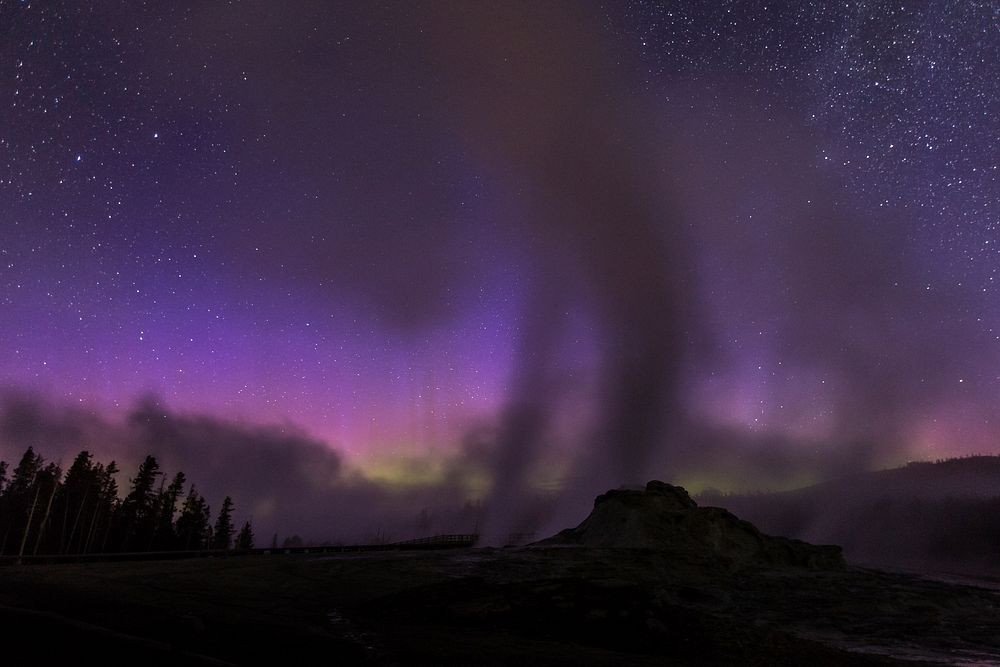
(57, 450, 96, 554)
(91, 461, 120, 553)
(0, 460, 7, 552)
(235, 520, 254, 550)
(31, 462, 62, 556)
(6, 446, 43, 498)
(153, 471, 186, 550)
(176, 486, 211, 550)
(212, 496, 235, 550)
(118, 455, 161, 551)
(2, 447, 44, 556)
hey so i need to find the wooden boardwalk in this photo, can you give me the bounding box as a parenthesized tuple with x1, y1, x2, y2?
(0, 533, 481, 566)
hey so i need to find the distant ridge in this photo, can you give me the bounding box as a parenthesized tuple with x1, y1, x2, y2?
(702, 456, 1000, 574)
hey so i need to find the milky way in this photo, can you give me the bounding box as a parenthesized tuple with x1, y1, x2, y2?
(1, 2, 998, 538)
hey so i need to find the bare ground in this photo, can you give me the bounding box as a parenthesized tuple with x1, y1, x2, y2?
(3, 547, 999, 665)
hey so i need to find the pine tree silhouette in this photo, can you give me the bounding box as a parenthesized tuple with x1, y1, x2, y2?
(118, 455, 161, 551)
(0, 447, 245, 557)
(2, 447, 44, 556)
(176, 486, 211, 550)
(212, 496, 235, 550)
(152, 472, 186, 550)
(236, 519, 254, 550)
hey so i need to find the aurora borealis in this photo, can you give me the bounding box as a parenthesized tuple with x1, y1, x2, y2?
(2, 2, 998, 540)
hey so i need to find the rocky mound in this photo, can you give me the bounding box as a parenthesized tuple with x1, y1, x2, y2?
(537, 480, 843, 569)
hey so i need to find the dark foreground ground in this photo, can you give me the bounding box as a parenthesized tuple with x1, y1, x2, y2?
(3, 547, 1000, 666)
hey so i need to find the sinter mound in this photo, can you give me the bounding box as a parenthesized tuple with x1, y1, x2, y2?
(537, 480, 843, 569)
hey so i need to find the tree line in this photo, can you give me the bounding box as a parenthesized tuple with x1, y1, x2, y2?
(0, 447, 253, 558)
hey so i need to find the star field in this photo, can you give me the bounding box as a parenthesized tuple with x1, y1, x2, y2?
(631, 2, 1000, 279)
(618, 1, 1000, 456)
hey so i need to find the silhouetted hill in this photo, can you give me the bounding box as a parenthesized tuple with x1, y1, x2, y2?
(701, 456, 1000, 573)
(537, 481, 843, 569)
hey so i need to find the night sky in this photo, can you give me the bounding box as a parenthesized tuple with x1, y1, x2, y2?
(1, 2, 998, 540)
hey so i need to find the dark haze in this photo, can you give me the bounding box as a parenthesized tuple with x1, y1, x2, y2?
(0, 392, 482, 543)
(167, 2, 696, 540)
(418, 5, 694, 540)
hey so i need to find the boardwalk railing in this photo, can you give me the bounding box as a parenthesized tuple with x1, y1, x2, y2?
(0, 533, 482, 566)
(391, 533, 479, 547)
